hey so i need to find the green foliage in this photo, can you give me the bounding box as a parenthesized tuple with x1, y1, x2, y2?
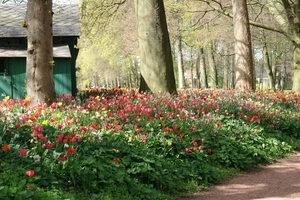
(0, 88, 299, 199)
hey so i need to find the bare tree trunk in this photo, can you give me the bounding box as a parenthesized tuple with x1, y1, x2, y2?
(232, 0, 254, 91)
(175, 37, 185, 89)
(26, 0, 56, 106)
(222, 47, 229, 89)
(207, 41, 218, 88)
(195, 51, 200, 88)
(135, 0, 177, 94)
(189, 48, 195, 88)
(199, 47, 208, 88)
(230, 55, 235, 88)
(263, 40, 276, 90)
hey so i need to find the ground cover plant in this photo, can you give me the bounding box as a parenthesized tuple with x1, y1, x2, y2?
(0, 88, 300, 199)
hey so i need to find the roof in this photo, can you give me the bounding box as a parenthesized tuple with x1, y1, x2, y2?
(0, 4, 80, 37)
(0, 45, 71, 58)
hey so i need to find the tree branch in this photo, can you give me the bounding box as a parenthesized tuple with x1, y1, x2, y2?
(199, 0, 293, 41)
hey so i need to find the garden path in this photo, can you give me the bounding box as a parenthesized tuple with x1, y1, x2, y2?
(177, 151, 300, 200)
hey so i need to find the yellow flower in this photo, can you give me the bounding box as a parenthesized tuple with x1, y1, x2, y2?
(3, 96, 10, 102)
(56, 113, 61, 118)
(42, 120, 48, 125)
(58, 102, 63, 106)
(113, 149, 119, 153)
(167, 141, 172, 146)
(128, 136, 133, 142)
(25, 96, 30, 101)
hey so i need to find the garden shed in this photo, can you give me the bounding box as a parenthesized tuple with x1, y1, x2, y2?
(0, 4, 80, 100)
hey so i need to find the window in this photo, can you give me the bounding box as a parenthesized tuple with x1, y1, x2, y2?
(0, 58, 6, 73)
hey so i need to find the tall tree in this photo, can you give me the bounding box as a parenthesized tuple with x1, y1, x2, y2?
(275, 0, 300, 92)
(200, 0, 299, 92)
(198, 47, 208, 88)
(26, 0, 56, 106)
(175, 36, 185, 89)
(79, 0, 138, 88)
(262, 33, 276, 90)
(232, 0, 254, 91)
(207, 41, 218, 88)
(134, 0, 177, 94)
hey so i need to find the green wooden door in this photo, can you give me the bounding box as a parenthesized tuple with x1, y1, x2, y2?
(0, 58, 26, 100)
(0, 58, 11, 99)
(53, 58, 72, 96)
(8, 58, 26, 99)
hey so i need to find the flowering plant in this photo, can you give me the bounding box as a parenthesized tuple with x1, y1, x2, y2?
(0, 88, 299, 199)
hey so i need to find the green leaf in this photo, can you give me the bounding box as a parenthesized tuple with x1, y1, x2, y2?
(0, 186, 8, 197)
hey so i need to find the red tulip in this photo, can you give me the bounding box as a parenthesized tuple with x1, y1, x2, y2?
(2, 144, 10, 151)
(207, 148, 212, 153)
(61, 154, 67, 162)
(19, 148, 27, 156)
(185, 147, 191, 153)
(26, 170, 35, 177)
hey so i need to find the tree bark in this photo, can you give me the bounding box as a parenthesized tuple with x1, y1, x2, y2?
(207, 41, 218, 88)
(262, 40, 276, 90)
(222, 47, 229, 89)
(199, 47, 208, 88)
(175, 37, 185, 89)
(26, 0, 56, 106)
(135, 0, 177, 94)
(232, 0, 254, 91)
(292, 0, 300, 92)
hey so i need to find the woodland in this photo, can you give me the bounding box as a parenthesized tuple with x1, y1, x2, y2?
(78, 0, 295, 93)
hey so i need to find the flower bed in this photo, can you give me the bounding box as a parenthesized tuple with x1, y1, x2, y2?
(0, 88, 299, 199)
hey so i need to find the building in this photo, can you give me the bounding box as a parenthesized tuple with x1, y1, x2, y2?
(0, 4, 80, 100)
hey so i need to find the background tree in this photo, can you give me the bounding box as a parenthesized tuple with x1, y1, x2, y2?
(1, 0, 26, 3)
(77, 0, 295, 92)
(26, 0, 56, 106)
(134, 0, 177, 93)
(199, 0, 298, 92)
(79, 0, 138, 88)
(232, 0, 254, 91)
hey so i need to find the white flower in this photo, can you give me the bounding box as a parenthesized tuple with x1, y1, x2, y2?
(33, 155, 41, 162)
(64, 143, 69, 148)
(53, 151, 61, 159)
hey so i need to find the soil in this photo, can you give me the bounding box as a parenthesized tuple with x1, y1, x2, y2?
(177, 151, 300, 200)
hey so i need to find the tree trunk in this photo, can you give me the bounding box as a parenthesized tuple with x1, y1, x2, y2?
(135, 0, 177, 94)
(222, 47, 229, 89)
(175, 37, 185, 89)
(207, 41, 218, 88)
(232, 0, 254, 91)
(195, 52, 200, 88)
(26, 0, 56, 106)
(292, 43, 300, 92)
(199, 47, 208, 88)
(291, 0, 300, 92)
(263, 41, 276, 90)
(190, 53, 195, 89)
(230, 55, 235, 88)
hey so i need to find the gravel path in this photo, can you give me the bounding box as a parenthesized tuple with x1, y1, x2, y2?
(177, 152, 300, 200)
